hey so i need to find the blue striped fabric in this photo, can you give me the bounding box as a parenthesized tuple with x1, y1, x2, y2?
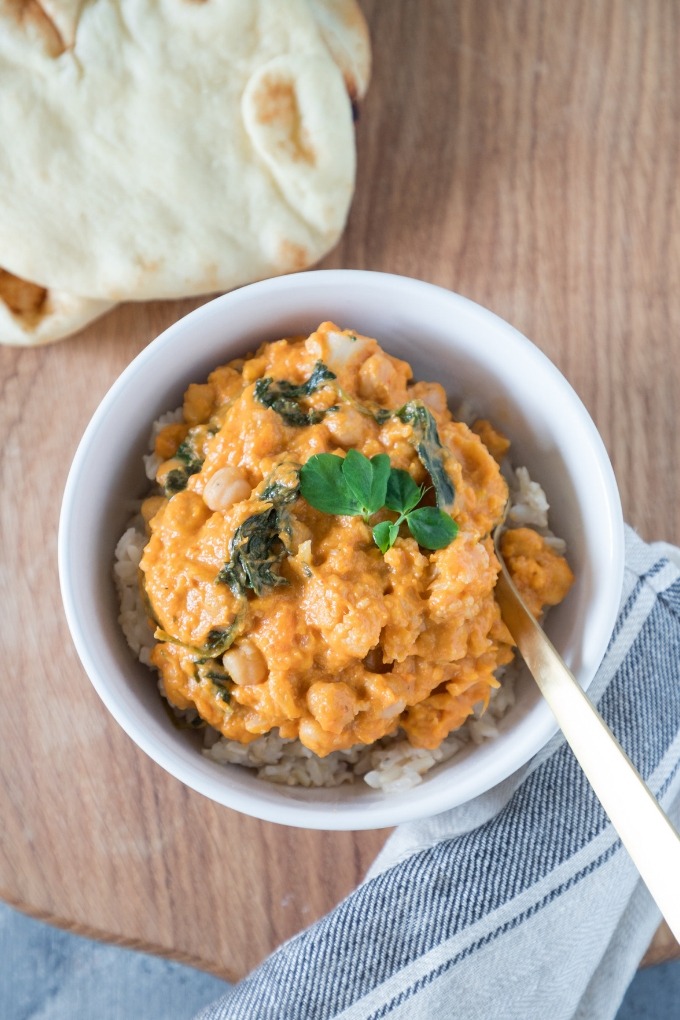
(195, 527, 680, 1020)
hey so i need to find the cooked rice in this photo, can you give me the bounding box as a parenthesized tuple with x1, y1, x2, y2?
(114, 526, 155, 668)
(505, 465, 566, 554)
(113, 410, 565, 793)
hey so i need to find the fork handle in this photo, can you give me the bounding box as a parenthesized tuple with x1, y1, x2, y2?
(495, 571, 680, 940)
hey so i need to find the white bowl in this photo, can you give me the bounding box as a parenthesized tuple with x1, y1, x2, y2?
(59, 271, 624, 830)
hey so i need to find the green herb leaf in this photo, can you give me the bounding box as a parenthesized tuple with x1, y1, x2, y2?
(260, 463, 300, 507)
(299, 453, 362, 516)
(254, 361, 337, 427)
(195, 661, 233, 702)
(342, 450, 391, 517)
(304, 361, 337, 391)
(341, 448, 373, 507)
(215, 465, 300, 597)
(204, 628, 235, 653)
(154, 611, 244, 659)
(385, 468, 423, 514)
(216, 506, 290, 596)
(300, 451, 392, 521)
(395, 401, 455, 511)
(162, 431, 204, 496)
(163, 468, 192, 495)
(372, 520, 400, 553)
(367, 454, 392, 512)
(406, 506, 458, 550)
(301, 447, 458, 555)
(175, 436, 203, 471)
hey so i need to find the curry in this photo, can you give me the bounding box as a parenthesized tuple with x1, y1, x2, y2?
(138, 323, 573, 757)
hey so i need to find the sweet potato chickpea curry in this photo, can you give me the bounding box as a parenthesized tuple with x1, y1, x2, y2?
(139, 323, 573, 757)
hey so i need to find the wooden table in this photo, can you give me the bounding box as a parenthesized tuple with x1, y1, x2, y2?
(1, 0, 678, 980)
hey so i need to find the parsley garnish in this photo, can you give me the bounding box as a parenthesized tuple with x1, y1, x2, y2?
(299, 450, 457, 553)
(299, 449, 390, 518)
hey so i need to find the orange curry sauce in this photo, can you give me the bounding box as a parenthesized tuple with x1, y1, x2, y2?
(139, 323, 573, 756)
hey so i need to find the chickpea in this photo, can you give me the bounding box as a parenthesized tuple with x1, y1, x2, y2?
(203, 466, 251, 512)
(320, 330, 372, 373)
(221, 641, 268, 686)
(408, 381, 448, 415)
(325, 406, 366, 448)
(358, 353, 396, 403)
(307, 681, 359, 734)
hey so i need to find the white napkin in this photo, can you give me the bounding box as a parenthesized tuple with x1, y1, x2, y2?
(195, 526, 680, 1020)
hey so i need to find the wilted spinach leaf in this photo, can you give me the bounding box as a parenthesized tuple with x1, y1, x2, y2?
(216, 465, 300, 597)
(216, 506, 290, 597)
(254, 361, 337, 426)
(162, 431, 204, 496)
(395, 401, 455, 511)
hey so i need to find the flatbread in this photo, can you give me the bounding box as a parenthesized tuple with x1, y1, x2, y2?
(0, 268, 113, 346)
(0, 0, 369, 344)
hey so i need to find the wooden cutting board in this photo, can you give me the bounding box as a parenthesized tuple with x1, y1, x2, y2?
(1, 0, 678, 980)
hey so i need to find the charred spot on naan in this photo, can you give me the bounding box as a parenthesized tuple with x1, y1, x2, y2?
(253, 75, 318, 166)
(0, 268, 48, 326)
(278, 241, 310, 273)
(2, 0, 83, 55)
(0, 270, 114, 346)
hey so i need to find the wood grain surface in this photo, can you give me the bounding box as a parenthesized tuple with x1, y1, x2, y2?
(1, 0, 679, 981)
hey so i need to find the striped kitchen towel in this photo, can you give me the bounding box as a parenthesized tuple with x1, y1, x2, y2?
(194, 526, 680, 1020)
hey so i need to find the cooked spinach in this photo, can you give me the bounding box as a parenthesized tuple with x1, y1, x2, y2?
(254, 361, 337, 426)
(372, 407, 393, 425)
(260, 468, 300, 507)
(163, 468, 192, 495)
(175, 436, 203, 471)
(216, 506, 290, 597)
(203, 627, 238, 655)
(330, 381, 392, 426)
(162, 431, 204, 496)
(195, 661, 233, 702)
(154, 612, 243, 659)
(216, 464, 300, 597)
(395, 401, 455, 511)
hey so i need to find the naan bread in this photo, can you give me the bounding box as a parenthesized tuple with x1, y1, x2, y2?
(0, 0, 370, 345)
(0, 269, 113, 347)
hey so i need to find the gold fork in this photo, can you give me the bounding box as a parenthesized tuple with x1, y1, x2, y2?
(493, 522, 680, 939)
